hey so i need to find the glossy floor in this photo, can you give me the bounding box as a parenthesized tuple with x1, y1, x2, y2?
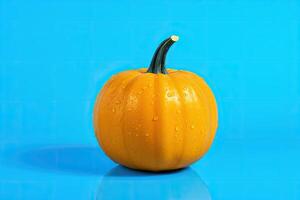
(1, 138, 299, 199)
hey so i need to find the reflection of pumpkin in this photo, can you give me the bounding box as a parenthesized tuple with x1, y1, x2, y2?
(96, 166, 211, 200)
(94, 35, 218, 171)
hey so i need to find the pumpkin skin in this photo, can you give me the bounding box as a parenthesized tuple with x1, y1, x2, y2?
(93, 36, 218, 171)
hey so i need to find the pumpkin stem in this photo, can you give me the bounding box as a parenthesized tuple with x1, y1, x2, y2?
(147, 35, 179, 74)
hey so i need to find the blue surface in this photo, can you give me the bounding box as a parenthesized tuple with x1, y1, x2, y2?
(1, 0, 300, 199)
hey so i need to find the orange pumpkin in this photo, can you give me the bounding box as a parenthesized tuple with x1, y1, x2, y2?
(93, 35, 218, 171)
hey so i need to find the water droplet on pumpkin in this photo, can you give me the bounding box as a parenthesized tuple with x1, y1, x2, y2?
(145, 133, 149, 137)
(122, 85, 126, 89)
(112, 108, 115, 112)
(135, 133, 139, 136)
(167, 92, 172, 97)
(152, 116, 158, 121)
(175, 126, 179, 131)
(191, 125, 195, 129)
(184, 92, 188, 97)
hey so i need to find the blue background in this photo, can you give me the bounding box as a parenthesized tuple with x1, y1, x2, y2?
(1, 0, 300, 199)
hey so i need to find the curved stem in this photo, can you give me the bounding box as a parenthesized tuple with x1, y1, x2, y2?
(147, 35, 179, 74)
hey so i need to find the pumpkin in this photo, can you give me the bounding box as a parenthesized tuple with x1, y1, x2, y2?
(93, 35, 218, 171)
